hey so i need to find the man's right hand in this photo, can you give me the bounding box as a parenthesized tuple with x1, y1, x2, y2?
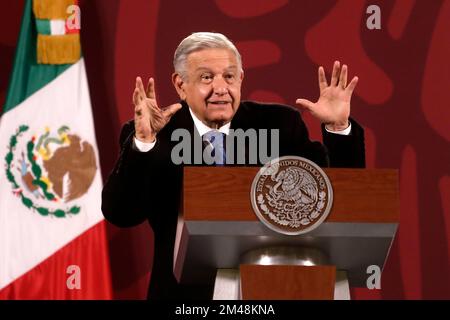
(133, 77, 182, 143)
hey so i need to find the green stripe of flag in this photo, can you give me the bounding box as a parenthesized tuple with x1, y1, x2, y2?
(35, 19, 51, 35)
(2, 0, 70, 115)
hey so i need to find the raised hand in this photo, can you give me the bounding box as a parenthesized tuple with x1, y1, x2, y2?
(133, 77, 182, 143)
(296, 61, 359, 131)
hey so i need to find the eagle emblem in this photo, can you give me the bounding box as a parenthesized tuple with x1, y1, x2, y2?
(251, 156, 333, 235)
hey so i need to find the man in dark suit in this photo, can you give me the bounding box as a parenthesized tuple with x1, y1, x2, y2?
(101, 32, 365, 300)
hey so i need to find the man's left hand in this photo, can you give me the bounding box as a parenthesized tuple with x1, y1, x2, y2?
(296, 61, 358, 131)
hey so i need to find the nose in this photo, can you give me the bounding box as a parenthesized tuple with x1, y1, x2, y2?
(212, 76, 228, 96)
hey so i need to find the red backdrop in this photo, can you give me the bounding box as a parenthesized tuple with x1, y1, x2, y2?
(1, 0, 449, 299)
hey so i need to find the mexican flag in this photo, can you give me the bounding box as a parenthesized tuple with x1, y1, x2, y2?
(0, 0, 112, 299)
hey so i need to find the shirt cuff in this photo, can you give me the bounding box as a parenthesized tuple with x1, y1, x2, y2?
(325, 123, 352, 136)
(133, 137, 157, 152)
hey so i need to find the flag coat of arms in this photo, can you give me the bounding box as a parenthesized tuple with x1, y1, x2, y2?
(0, 0, 112, 299)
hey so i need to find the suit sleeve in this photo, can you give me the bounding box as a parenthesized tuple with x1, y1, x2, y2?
(288, 109, 365, 168)
(101, 121, 175, 227)
(321, 118, 366, 168)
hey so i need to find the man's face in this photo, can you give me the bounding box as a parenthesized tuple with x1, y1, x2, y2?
(173, 48, 243, 128)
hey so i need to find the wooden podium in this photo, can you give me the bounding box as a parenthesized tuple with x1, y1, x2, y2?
(173, 167, 399, 300)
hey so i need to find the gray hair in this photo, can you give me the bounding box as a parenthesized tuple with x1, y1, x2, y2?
(173, 32, 242, 80)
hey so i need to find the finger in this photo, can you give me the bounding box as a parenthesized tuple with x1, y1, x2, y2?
(346, 76, 359, 94)
(136, 77, 147, 100)
(339, 64, 348, 89)
(134, 106, 143, 117)
(330, 61, 340, 86)
(134, 97, 149, 118)
(132, 88, 140, 106)
(134, 105, 144, 118)
(162, 103, 182, 119)
(146, 77, 157, 100)
(318, 66, 328, 92)
(295, 98, 315, 111)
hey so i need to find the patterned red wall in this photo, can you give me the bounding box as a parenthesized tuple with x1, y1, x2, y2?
(1, 0, 449, 299)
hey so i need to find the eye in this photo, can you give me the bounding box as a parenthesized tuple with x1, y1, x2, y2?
(200, 73, 213, 83)
(224, 73, 236, 82)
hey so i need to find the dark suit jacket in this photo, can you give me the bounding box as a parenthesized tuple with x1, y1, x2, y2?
(101, 100, 365, 300)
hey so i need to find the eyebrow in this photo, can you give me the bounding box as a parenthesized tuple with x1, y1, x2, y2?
(195, 66, 239, 73)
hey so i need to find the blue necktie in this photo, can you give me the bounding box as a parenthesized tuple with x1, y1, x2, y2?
(203, 131, 226, 165)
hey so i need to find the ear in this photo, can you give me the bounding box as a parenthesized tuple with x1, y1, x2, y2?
(240, 69, 244, 81)
(172, 73, 187, 100)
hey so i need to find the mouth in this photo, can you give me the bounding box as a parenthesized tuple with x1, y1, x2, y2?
(207, 100, 232, 107)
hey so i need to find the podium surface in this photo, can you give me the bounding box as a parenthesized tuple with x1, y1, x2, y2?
(174, 167, 399, 289)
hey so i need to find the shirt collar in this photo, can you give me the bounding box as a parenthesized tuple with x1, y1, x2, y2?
(188, 107, 231, 136)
